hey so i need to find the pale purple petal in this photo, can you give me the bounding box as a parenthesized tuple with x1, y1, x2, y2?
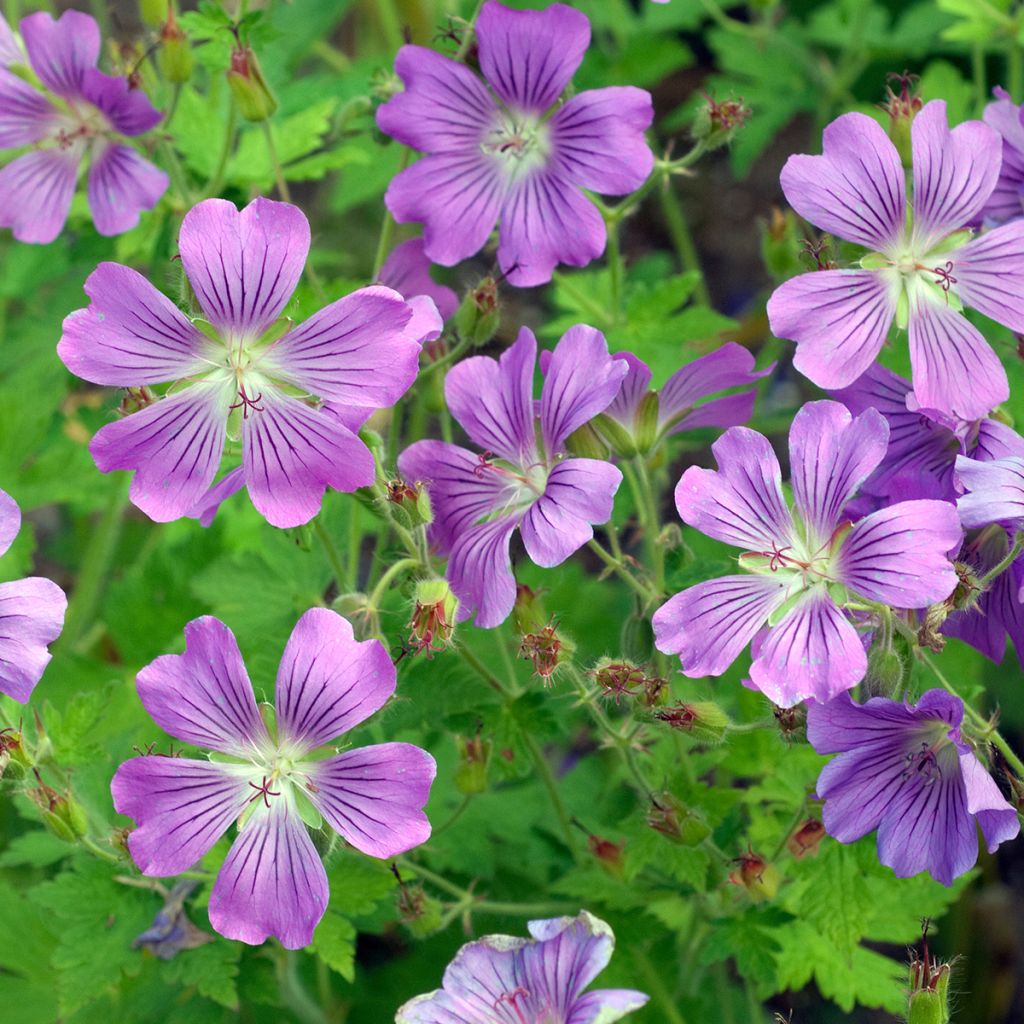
(476, 1, 590, 113)
(0, 488, 19, 557)
(241, 391, 375, 529)
(79, 68, 163, 136)
(0, 67, 56, 146)
(567, 989, 650, 1023)
(779, 112, 905, 249)
(208, 798, 328, 950)
(0, 147, 81, 244)
(178, 198, 309, 337)
(541, 325, 626, 454)
(983, 92, 1024, 224)
(498, 170, 607, 287)
(673, 426, 794, 551)
(58, 261, 209, 386)
(943, 220, 1024, 331)
(376, 45, 498, 153)
(186, 467, 246, 528)
(973, 418, 1024, 464)
(379, 238, 458, 321)
(911, 100, 1001, 251)
(604, 352, 651, 427)
(89, 381, 232, 523)
(87, 142, 168, 237)
(748, 590, 866, 707)
(447, 514, 520, 629)
(520, 458, 622, 567)
(550, 86, 654, 194)
(652, 575, 789, 677)
(766, 270, 897, 390)
(274, 608, 395, 753)
(956, 455, 1024, 527)
(445, 327, 537, 464)
(960, 750, 1020, 851)
(304, 743, 435, 858)
(111, 757, 252, 876)
(404, 293, 444, 345)
(0, 14, 20, 67)
(135, 615, 269, 756)
(20, 10, 99, 98)
(0, 578, 67, 703)
(835, 499, 961, 606)
(908, 289, 1008, 420)
(788, 400, 888, 540)
(671, 391, 758, 433)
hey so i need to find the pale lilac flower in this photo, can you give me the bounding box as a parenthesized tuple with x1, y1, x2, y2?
(808, 690, 1019, 885)
(399, 325, 626, 628)
(0, 10, 167, 243)
(767, 100, 1024, 419)
(653, 400, 962, 707)
(830, 363, 1024, 506)
(983, 87, 1024, 225)
(111, 609, 435, 949)
(380, 237, 459, 323)
(0, 488, 66, 703)
(396, 911, 648, 1023)
(956, 454, 1024, 529)
(598, 343, 770, 455)
(58, 197, 434, 529)
(376, 1, 654, 287)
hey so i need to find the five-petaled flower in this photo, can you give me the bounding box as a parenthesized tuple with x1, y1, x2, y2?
(653, 400, 962, 707)
(376, 0, 654, 287)
(399, 324, 626, 628)
(0, 488, 67, 703)
(0, 10, 167, 243)
(395, 911, 648, 1023)
(58, 197, 440, 528)
(767, 100, 1024, 419)
(808, 690, 1019, 885)
(111, 609, 436, 949)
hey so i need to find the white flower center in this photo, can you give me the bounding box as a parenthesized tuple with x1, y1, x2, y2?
(482, 110, 551, 181)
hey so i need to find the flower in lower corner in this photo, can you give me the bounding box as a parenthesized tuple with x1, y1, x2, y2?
(399, 324, 626, 628)
(396, 911, 648, 1023)
(766, 99, 1024, 420)
(111, 609, 436, 949)
(0, 10, 167, 242)
(807, 690, 1019, 885)
(0, 487, 67, 702)
(376, 1, 654, 287)
(58, 197, 437, 529)
(652, 400, 962, 707)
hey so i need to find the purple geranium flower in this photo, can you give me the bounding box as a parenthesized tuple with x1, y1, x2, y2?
(58, 197, 436, 529)
(0, 10, 167, 243)
(653, 400, 962, 706)
(956, 453, 1024, 531)
(0, 488, 67, 703)
(831, 363, 1024, 506)
(111, 609, 436, 949)
(379, 237, 459, 323)
(396, 911, 648, 1023)
(807, 690, 1019, 885)
(983, 87, 1024, 225)
(598, 342, 770, 455)
(767, 100, 1024, 419)
(376, 1, 654, 287)
(399, 325, 626, 628)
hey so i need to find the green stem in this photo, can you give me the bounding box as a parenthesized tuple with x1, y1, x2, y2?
(457, 643, 510, 695)
(158, 137, 193, 205)
(521, 729, 580, 860)
(261, 120, 291, 202)
(367, 557, 419, 612)
(634, 946, 689, 1024)
(275, 949, 329, 1024)
(973, 44, 988, 111)
(632, 456, 665, 599)
(979, 532, 1024, 587)
(371, 149, 411, 278)
(314, 518, 349, 593)
(398, 860, 469, 900)
(346, 500, 364, 590)
(586, 538, 654, 603)
(431, 794, 474, 838)
(659, 183, 710, 306)
(473, 900, 579, 916)
(204, 103, 237, 198)
(81, 835, 121, 864)
(606, 217, 624, 325)
(455, 0, 487, 61)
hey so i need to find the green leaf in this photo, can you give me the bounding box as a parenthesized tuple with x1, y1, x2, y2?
(309, 913, 357, 980)
(162, 941, 241, 1010)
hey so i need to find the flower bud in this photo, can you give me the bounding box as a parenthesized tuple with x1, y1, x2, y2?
(773, 702, 806, 742)
(654, 701, 731, 744)
(692, 93, 750, 151)
(786, 818, 826, 859)
(918, 603, 948, 653)
(386, 477, 433, 531)
(518, 623, 571, 683)
(564, 422, 609, 460)
(454, 731, 491, 794)
(591, 659, 645, 704)
(647, 794, 711, 846)
(408, 579, 458, 657)
(587, 833, 625, 877)
(227, 45, 277, 122)
(862, 642, 905, 699)
(158, 10, 193, 84)
(512, 584, 548, 636)
(140, 0, 172, 28)
(454, 277, 500, 347)
(633, 392, 661, 454)
(729, 851, 779, 902)
(398, 882, 444, 938)
(30, 779, 88, 842)
(593, 412, 638, 458)
(882, 71, 923, 169)
(949, 559, 984, 612)
(907, 922, 953, 1024)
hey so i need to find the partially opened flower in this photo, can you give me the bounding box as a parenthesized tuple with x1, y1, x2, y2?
(111, 609, 435, 949)
(597, 342, 770, 456)
(0, 9, 167, 243)
(399, 325, 626, 628)
(379, 237, 459, 323)
(767, 100, 1024, 419)
(808, 690, 1019, 884)
(830, 363, 1024, 506)
(396, 911, 648, 1023)
(0, 488, 67, 703)
(983, 87, 1024, 225)
(376, 1, 654, 287)
(59, 197, 435, 528)
(653, 400, 962, 706)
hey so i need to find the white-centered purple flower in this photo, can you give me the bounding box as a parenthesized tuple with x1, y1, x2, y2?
(396, 911, 648, 1024)
(0, 10, 167, 243)
(767, 100, 1024, 420)
(653, 400, 962, 707)
(808, 690, 1019, 885)
(111, 609, 436, 949)
(983, 87, 1024, 225)
(58, 197, 437, 529)
(957, 453, 1024, 531)
(399, 325, 626, 629)
(379, 237, 459, 324)
(598, 343, 770, 456)
(376, 0, 654, 287)
(830, 363, 1024, 506)
(0, 488, 66, 703)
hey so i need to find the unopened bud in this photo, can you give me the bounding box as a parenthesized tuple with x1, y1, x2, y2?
(863, 642, 905, 699)
(565, 422, 609, 460)
(654, 701, 730, 744)
(773, 702, 806, 742)
(31, 779, 88, 842)
(387, 477, 433, 530)
(591, 658, 646, 704)
(647, 794, 711, 846)
(907, 922, 952, 1024)
(408, 579, 458, 657)
(227, 45, 277, 122)
(786, 818, 826, 859)
(729, 851, 779, 902)
(454, 277, 500, 346)
(593, 412, 638, 458)
(882, 71, 923, 169)
(454, 731, 491, 794)
(692, 93, 750, 151)
(587, 834, 625, 877)
(633, 392, 661, 454)
(398, 882, 444, 938)
(157, 10, 193, 84)
(518, 622, 571, 683)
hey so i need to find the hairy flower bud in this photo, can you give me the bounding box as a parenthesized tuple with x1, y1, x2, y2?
(158, 10, 193, 84)
(786, 818, 826, 859)
(454, 731, 492, 794)
(862, 642, 906, 699)
(454, 277, 500, 347)
(408, 579, 458, 657)
(519, 623, 571, 683)
(729, 851, 779, 902)
(398, 881, 445, 938)
(30, 775, 88, 842)
(647, 794, 711, 846)
(907, 922, 953, 1024)
(512, 584, 548, 636)
(591, 659, 645, 704)
(654, 701, 730, 744)
(227, 45, 277, 122)
(692, 93, 750, 151)
(387, 477, 433, 531)
(882, 71, 923, 168)
(587, 833, 625, 877)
